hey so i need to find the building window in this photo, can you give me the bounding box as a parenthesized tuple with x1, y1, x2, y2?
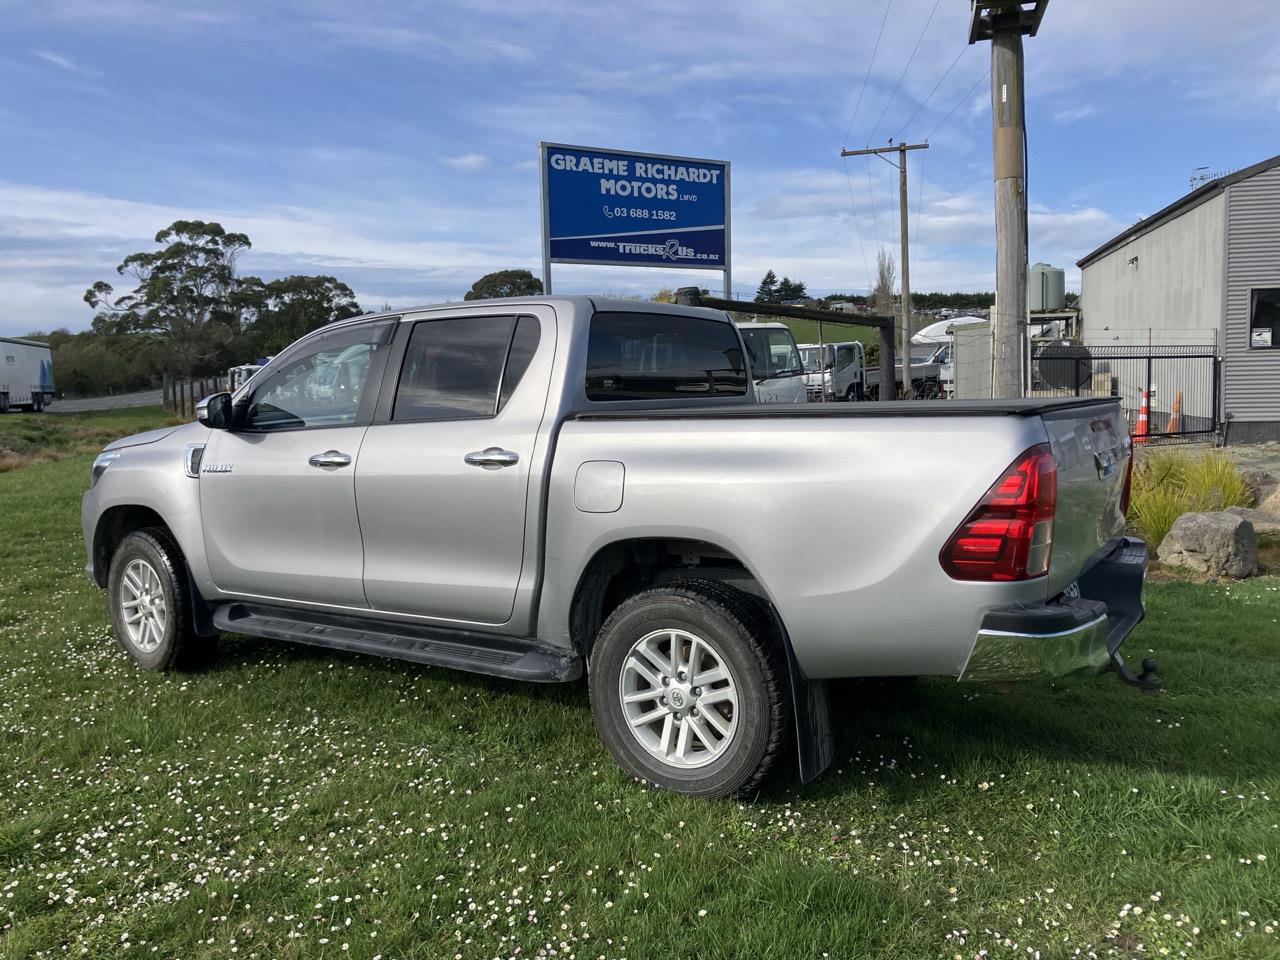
(1251, 288, 1280, 349)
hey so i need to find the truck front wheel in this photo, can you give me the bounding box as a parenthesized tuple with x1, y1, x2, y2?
(588, 581, 790, 798)
(106, 529, 216, 670)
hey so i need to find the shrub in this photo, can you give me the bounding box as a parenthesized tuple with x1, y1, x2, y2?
(1127, 449, 1254, 553)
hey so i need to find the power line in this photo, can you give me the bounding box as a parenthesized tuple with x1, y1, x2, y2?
(913, 148, 926, 275)
(865, 153, 883, 253)
(842, 0, 894, 147)
(927, 66, 990, 141)
(841, 159, 874, 292)
(893, 42, 971, 141)
(867, 0, 943, 144)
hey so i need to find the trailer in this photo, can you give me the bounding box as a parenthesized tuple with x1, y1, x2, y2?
(0, 336, 55, 412)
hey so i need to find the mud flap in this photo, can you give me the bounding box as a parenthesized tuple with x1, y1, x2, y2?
(769, 605, 834, 783)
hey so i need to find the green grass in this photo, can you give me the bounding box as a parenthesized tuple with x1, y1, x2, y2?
(733, 315, 880, 350)
(0, 441, 1278, 958)
(0, 406, 180, 472)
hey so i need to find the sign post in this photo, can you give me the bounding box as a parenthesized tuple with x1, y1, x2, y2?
(539, 142, 730, 297)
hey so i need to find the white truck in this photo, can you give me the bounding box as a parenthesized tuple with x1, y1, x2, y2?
(82, 296, 1155, 799)
(0, 336, 55, 413)
(799, 341, 867, 401)
(735, 322, 806, 404)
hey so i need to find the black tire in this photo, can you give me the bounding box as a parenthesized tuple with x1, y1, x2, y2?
(844, 385, 858, 402)
(106, 528, 217, 670)
(588, 580, 791, 799)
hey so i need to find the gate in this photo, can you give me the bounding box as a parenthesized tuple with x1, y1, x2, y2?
(1033, 343, 1220, 440)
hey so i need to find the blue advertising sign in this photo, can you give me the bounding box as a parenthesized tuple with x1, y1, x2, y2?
(539, 143, 730, 276)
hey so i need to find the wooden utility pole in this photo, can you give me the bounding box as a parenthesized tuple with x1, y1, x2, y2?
(840, 141, 928, 398)
(969, 0, 1048, 398)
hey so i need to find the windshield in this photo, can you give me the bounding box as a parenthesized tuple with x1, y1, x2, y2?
(740, 328, 804, 380)
(799, 346, 825, 373)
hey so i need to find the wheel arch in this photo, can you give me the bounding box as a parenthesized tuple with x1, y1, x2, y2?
(567, 536, 778, 660)
(92, 504, 170, 587)
(93, 504, 219, 636)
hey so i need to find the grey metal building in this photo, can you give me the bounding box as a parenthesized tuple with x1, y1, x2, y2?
(1077, 154, 1280, 441)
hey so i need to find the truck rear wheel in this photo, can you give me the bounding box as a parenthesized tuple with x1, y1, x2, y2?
(107, 529, 216, 671)
(588, 580, 790, 798)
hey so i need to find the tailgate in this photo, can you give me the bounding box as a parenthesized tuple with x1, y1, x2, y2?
(1041, 400, 1131, 595)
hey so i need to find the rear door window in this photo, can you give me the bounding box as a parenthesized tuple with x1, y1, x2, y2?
(586, 312, 747, 401)
(393, 315, 541, 421)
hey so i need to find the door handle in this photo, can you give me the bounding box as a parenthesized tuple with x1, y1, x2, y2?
(464, 447, 520, 469)
(308, 450, 352, 468)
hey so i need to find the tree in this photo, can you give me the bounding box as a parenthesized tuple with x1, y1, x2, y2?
(776, 276, 808, 302)
(651, 287, 707, 303)
(241, 275, 363, 355)
(872, 248, 897, 319)
(84, 220, 251, 374)
(463, 269, 543, 301)
(754, 270, 779, 303)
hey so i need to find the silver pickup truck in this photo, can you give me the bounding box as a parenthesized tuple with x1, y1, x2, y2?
(82, 297, 1152, 798)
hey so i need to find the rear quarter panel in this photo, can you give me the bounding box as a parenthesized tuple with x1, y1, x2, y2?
(539, 414, 1053, 678)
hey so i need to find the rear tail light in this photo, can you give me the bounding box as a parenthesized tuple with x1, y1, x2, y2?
(940, 443, 1056, 581)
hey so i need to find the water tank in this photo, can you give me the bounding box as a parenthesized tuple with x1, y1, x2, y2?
(1028, 262, 1066, 311)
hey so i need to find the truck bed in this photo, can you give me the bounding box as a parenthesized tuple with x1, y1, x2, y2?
(569, 396, 1119, 420)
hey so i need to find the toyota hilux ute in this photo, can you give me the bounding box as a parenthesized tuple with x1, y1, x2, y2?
(82, 297, 1153, 798)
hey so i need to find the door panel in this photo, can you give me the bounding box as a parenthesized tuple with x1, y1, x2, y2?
(357, 420, 533, 622)
(199, 319, 394, 607)
(200, 426, 370, 606)
(357, 313, 552, 624)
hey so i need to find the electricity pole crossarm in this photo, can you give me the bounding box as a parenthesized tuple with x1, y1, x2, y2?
(840, 141, 929, 399)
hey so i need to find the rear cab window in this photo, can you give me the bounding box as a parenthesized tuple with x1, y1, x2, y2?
(586, 312, 747, 401)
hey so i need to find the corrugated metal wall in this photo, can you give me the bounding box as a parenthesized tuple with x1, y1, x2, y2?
(1223, 165, 1280, 428)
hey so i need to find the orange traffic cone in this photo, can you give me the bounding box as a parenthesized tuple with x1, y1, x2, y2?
(1134, 390, 1150, 442)
(1167, 390, 1182, 434)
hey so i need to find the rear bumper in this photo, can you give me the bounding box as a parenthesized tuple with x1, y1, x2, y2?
(960, 537, 1147, 682)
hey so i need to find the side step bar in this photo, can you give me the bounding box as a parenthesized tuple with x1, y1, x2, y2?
(211, 602, 582, 683)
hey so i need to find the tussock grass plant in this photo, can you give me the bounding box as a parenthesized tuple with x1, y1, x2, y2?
(1129, 448, 1254, 551)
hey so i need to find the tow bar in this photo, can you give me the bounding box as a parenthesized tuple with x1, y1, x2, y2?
(1110, 650, 1162, 693)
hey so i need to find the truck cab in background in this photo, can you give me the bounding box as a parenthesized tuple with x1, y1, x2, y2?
(799, 341, 866, 401)
(735, 321, 806, 404)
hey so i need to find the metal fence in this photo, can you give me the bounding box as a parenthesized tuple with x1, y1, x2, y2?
(1032, 343, 1220, 441)
(162, 375, 223, 420)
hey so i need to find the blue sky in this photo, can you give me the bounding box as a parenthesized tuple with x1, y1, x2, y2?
(1, 0, 1278, 335)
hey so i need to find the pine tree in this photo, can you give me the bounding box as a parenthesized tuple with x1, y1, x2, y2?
(754, 269, 779, 303)
(777, 276, 807, 302)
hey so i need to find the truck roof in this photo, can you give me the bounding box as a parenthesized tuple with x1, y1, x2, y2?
(0, 335, 52, 349)
(336, 295, 734, 328)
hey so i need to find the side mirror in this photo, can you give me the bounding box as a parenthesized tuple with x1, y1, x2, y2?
(196, 392, 233, 429)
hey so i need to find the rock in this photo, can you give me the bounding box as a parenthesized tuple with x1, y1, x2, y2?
(1241, 468, 1280, 515)
(1157, 511, 1258, 578)
(1225, 505, 1280, 536)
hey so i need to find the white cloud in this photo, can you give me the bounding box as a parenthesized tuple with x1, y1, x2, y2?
(1052, 104, 1099, 124)
(442, 153, 490, 171)
(30, 49, 100, 76)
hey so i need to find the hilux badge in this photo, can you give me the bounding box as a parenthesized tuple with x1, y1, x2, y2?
(202, 463, 233, 474)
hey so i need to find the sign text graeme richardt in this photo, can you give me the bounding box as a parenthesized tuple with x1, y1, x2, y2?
(547, 152, 723, 200)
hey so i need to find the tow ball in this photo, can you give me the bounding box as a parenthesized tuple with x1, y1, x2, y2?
(1110, 651, 1162, 693)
